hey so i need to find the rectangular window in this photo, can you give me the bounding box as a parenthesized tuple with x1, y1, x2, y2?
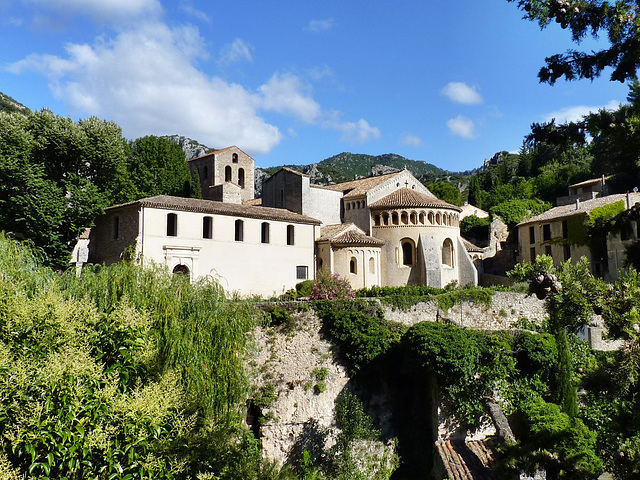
(562, 220, 568, 239)
(543, 224, 551, 241)
(530, 247, 536, 262)
(203, 216, 213, 239)
(113, 215, 120, 240)
(167, 213, 177, 237)
(544, 245, 552, 256)
(563, 243, 571, 261)
(261, 222, 270, 244)
(287, 225, 295, 246)
(296, 266, 308, 280)
(529, 226, 535, 244)
(235, 219, 244, 242)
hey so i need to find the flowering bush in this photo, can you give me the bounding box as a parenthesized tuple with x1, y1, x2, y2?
(309, 273, 355, 300)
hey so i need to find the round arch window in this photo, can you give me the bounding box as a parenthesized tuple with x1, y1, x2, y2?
(173, 264, 190, 276)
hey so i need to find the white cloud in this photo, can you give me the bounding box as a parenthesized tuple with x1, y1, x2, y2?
(401, 134, 424, 147)
(8, 22, 282, 154)
(447, 115, 477, 139)
(259, 73, 321, 124)
(218, 39, 253, 65)
(180, 1, 210, 22)
(334, 118, 381, 143)
(27, 0, 162, 23)
(441, 82, 483, 105)
(307, 18, 335, 32)
(543, 100, 621, 124)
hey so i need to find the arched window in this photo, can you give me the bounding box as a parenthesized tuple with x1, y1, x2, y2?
(287, 225, 295, 245)
(442, 238, 454, 267)
(346, 203, 351, 211)
(238, 168, 245, 188)
(235, 219, 244, 241)
(225, 165, 232, 182)
(350, 257, 357, 274)
(383, 213, 389, 225)
(436, 212, 442, 225)
(401, 238, 414, 266)
(167, 213, 177, 237)
(203, 216, 213, 239)
(392, 212, 399, 225)
(261, 222, 270, 243)
(419, 212, 425, 224)
(374, 215, 381, 226)
(428, 211, 434, 224)
(173, 264, 189, 276)
(401, 212, 408, 224)
(232, 153, 238, 163)
(410, 212, 417, 224)
(369, 257, 375, 274)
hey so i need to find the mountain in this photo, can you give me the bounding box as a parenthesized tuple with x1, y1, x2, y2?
(260, 152, 457, 186)
(0, 92, 29, 114)
(162, 135, 214, 160)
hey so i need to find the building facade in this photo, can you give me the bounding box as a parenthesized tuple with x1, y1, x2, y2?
(88, 195, 320, 297)
(517, 192, 640, 280)
(86, 147, 480, 295)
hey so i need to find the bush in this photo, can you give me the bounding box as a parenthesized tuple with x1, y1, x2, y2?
(460, 215, 491, 240)
(310, 273, 355, 300)
(313, 300, 402, 371)
(296, 280, 314, 297)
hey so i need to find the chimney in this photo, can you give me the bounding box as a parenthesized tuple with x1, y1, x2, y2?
(576, 198, 580, 210)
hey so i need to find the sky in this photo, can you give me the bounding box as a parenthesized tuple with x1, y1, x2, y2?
(0, 0, 631, 172)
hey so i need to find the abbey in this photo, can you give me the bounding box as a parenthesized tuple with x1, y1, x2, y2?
(85, 146, 479, 296)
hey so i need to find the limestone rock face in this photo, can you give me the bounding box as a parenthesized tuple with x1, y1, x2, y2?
(164, 135, 213, 160)
(371, 164, 400, 177)
(254, 167, 270, 198)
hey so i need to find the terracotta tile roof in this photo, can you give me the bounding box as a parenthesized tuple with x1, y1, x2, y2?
(188, 145, 251, 162)
(369, 188, 462, 211)
(436, 438, 499, 480)
(106, 195, 321, 225)
(317, 223, 385, 246)
(243, 198, 262, 206)
(321, 171, 401, 197)
(280, 166, 307, 177)
(462, 237, 483, 253)
(517, 193, 639, 227)
(569, 176, 608, 188)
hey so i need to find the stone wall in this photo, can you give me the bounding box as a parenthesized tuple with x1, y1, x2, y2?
(382, 291, 548, 330)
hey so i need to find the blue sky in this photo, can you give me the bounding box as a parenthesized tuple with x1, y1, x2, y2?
(0, 0, 630, 172)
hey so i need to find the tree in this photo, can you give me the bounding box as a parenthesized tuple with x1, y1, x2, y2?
(509, 256, 607, 414)
(0, 110, 134, 267)
(129, 135, 200, 199)
(509, 0, 640, 84)
(428, 181, 463, 206)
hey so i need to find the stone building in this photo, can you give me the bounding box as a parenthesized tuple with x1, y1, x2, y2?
(85, 146, 480, 295)
(88, 195, 320, 297)
(263, 167, 478, 289)
(517, 192, 640, 280)
(188, 146, 255, 203)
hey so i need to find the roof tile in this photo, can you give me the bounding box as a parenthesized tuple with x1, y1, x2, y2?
(369, 188, 461, 211)
(106, 195, 321, 225)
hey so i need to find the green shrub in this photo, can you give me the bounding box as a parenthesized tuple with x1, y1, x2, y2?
(313, 300, 401, 372)
(296, 280, 314, 297)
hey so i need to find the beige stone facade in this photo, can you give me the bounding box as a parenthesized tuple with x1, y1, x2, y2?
(517, 192, 640, 280)
(86, 147, 480, 295)
(264, 168, 479, 289)
(188, 146, 255, 203)
(89, 196, 320, 297)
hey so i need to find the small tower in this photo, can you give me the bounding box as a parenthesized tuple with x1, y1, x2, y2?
(188, 146, 255, 203)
